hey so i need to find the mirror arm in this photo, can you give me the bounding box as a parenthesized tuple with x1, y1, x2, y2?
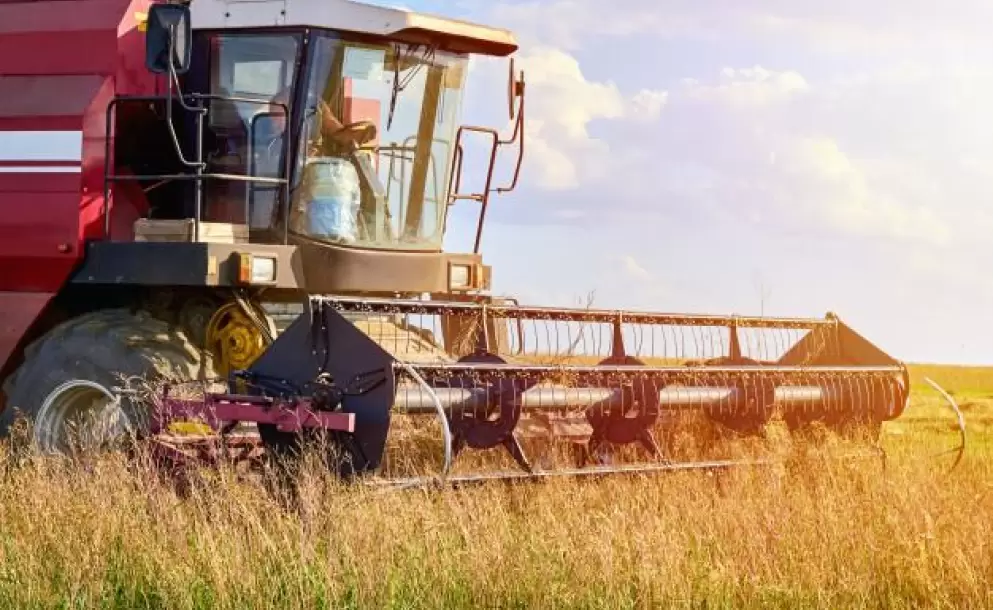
(495, 74, 525, 195)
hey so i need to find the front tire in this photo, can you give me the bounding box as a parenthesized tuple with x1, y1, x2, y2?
(0, 308, 213, 454)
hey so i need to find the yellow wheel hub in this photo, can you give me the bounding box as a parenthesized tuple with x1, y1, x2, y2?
(162, 300, 271, 438)
(206, 302, 269, 376)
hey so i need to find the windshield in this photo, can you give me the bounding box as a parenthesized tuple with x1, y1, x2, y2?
(289, 34, 468, 251)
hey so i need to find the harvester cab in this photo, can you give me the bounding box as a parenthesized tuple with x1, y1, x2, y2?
(112, 0, 523, 299)
(0, 0, 935, 489)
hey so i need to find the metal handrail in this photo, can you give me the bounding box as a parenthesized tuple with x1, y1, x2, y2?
(101, 92, 291, 242)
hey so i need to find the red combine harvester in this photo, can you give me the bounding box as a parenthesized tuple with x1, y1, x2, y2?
(0, 0, 926, 487)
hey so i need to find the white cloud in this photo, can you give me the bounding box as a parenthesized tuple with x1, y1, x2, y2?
(683, 66, 809, 106)
(629, 89, 669, 121)
(476, 46, 668, 191)
(488, 0, 993, 57)
(617, 255, 651, 281)
(522, 119, 585, 190)
(519, 47, 627, 137)
(478, 54, 969, 246)
(784, 136, 950, 244)
(488, 1, 689, 50)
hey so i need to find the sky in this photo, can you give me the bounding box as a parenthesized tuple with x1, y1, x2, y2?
(365, 0, 993, 366)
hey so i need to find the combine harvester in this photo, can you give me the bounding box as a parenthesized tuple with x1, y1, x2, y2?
(0, 0, 932, 488)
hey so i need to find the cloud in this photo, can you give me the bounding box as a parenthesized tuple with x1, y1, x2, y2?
(471, 46, 667, 191)
(488, 1, 694, 50)
(683, 66, 809, 107)
(467, 43, 971, 246)
(520, 47, 627, 137)
(629, 89, 669, 122)
(514, 47, 621, 190)
(781, 136, 950, 244)
(488, 0, 993, 58)
(617, 255, 651, 281)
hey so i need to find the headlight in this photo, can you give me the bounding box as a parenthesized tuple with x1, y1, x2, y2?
(238, 254, 277, 284)
(449, 263, 472, 290)
(251, 256, 276, 283)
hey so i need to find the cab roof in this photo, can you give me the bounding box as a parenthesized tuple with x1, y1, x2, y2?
(190, 0, 519, 57)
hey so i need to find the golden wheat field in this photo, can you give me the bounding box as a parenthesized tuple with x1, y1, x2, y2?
(0, 364, 989, 609)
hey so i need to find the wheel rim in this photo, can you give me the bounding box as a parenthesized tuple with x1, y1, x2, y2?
(34, 380, 134, 454)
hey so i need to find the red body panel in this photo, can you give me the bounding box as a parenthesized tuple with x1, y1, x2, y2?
(0, 292, 55, 385)
(0, 0, 160, 373)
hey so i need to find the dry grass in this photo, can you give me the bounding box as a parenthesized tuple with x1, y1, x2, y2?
(0, 364, 990, 609)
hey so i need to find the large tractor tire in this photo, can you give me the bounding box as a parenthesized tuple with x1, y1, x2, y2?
(0, 308, 213, 454)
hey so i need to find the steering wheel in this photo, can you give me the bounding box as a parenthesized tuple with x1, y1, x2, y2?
(328, 120, 378, 146)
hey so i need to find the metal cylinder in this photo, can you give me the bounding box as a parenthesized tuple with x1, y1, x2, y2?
(391, 379, 897, 415)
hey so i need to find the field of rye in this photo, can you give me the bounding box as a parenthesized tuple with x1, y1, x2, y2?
(0, 363, 989, 609)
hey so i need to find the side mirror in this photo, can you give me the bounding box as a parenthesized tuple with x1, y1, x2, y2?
(145, 4, 192, 75)
(507, 58, 524, 121)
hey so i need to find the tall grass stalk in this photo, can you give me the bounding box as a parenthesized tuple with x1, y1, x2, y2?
(0, 424, 989, 609)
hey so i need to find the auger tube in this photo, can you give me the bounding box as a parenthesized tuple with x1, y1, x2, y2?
(390, 375, 906, 414)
